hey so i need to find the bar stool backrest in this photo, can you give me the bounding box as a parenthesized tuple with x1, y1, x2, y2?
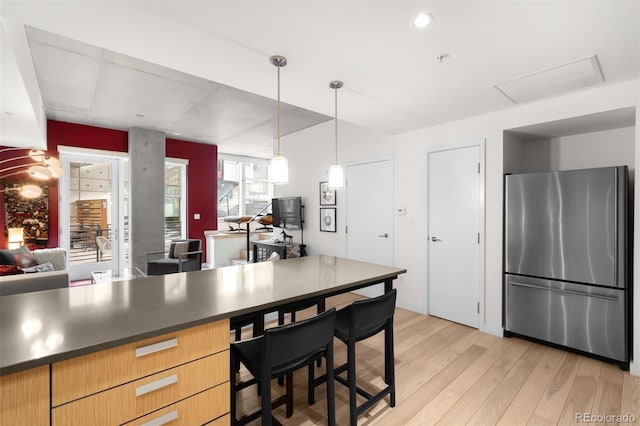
(349, 289, 397, 341)
(263, 308, 336, 377)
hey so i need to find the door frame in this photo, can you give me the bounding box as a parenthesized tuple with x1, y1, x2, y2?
(58, 146, 127, 280)
(425, 139, 485, 327)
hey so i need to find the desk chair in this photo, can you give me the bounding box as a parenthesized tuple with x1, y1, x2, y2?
(231, 309, 337, 426)
(309, 289, 397, 426)
(146, 239, 203, 276)
(95, 236, 111, 262)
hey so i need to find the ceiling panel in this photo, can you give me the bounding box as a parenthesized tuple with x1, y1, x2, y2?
(90, 61, 213, 124)
(28, 41, 101, 115)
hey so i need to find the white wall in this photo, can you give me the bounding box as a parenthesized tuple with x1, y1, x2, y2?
(0, 20, 47, 148)
(282, 79, 640, 373)
(395, 80, 638, 338)
(521, 126, 635, 173)
(274, 119, 394, 259)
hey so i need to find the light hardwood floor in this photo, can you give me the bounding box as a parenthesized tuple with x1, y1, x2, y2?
(233, 292, 640, 425)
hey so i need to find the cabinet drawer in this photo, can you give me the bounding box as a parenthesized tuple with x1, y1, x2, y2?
(52, 319, 229, 406)
(206, 413, 230, 426)
(123, 384, 229, 426)
(52, 351, 229, 426)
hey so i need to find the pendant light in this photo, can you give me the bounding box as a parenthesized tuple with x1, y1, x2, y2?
(270, 55, 288, 185)
(328, 80, 344, 189)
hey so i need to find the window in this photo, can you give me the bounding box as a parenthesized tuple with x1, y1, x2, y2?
(124, 160, 186, 253)
(217, 156, 272, 221)
(164, 164, 184, 244)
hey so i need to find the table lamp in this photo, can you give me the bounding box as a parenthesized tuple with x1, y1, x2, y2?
(8, 227, 24, 249)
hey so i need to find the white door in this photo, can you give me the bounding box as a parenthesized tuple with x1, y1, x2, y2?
(428, 145, 481, 328)
(346, 159, 394, 297)
(60, 153, 121, 281)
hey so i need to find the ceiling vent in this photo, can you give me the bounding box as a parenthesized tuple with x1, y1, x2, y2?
(494, 55, 604, 104)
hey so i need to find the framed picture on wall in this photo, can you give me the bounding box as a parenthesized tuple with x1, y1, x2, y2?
(319, 181, 336, 206)
(320, 207, 336, 232)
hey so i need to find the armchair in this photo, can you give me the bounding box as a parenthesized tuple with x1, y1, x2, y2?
(146, 239, 203, 276)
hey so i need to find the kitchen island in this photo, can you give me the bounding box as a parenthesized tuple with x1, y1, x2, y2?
(0, 255, 406, 425)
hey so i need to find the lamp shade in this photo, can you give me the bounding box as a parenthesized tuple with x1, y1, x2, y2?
(47, 165, 63, 178)
(28, 165, 52, 180)
(8, 227, 23, 242)
(8, 228, 23, 249)
(328, 164, 344, 189)
(20, 184, 43, 198)
(270, 154, 289, 185)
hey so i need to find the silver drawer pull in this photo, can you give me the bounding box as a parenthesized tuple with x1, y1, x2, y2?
(141, 410, 178, 426)
(135, 338, 178, 357)
(510, 282, 618, 301)
(136, 374, 178, 397)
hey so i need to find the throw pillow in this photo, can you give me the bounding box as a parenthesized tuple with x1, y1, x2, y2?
(0, 265, 24, 276)
(22, 261, 55, 273)
(172, 241, 189, 259)
(10, 246, 38, 268)
(0, 249, 17, 266)
(32, 248, 68, 271)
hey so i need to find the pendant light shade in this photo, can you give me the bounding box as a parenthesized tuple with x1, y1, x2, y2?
(270, 154, 289, 184)
(328, 80, 344, 189)
(328, 163, 343, 188)
(270, 55, 288, 185)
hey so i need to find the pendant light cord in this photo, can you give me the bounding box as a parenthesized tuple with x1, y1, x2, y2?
(277, 65, 281, 156)
(334, 86, 338, 163)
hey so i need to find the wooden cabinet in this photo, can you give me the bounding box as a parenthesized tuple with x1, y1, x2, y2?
(76, 199, 108, 230)
(0, 365, 50, 426)
(123, 384, 229, 426)
(51, 320, 230, 425)
(52, 353, 229, 425)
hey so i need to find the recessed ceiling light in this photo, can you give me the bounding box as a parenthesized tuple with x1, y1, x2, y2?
(412, 12, 433, 29)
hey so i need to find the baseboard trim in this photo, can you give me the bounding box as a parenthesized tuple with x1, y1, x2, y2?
(630, 361, 640, 377)
(480, 324, 504, 338)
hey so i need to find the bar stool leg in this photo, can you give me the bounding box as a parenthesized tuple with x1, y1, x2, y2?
(385, 322, 396, 407)
(285, 372, 294, 417)
(326, 345, 336, 426)
(230, 351, 238, 423)
(347, 341, 358, 426)
(308, 362, 315, 405)
(260, 377, 273, 426)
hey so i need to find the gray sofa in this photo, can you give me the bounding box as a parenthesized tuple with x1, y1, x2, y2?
(0, 247, 69, 296)
(0, 270, 69, 296)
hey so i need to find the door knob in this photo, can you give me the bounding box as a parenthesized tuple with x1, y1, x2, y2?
(378, 233, 389, 238)
(431, 236, 441, 242)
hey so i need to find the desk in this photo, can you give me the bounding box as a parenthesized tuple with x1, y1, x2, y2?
(0, 256, 406, 424)
(252, 240, 306, 262)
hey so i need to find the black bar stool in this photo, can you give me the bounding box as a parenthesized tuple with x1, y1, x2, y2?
(231, 308, 337, 426)
(276, 297, 326, 378)
(309, 289, 397, 426)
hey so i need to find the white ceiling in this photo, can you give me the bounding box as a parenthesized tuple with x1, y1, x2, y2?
(1, 1, 639, 158)
(24, 26, 331, 158)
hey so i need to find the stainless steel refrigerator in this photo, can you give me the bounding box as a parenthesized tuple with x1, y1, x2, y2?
(504, 166, 630, 367)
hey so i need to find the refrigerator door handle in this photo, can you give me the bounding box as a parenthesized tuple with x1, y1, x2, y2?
(510, 281, 618, 301)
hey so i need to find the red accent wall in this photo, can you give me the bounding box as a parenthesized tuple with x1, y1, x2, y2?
(45, 121, 129, 249)
(1, 121, 217, 257)
(167, 138, 218, 249)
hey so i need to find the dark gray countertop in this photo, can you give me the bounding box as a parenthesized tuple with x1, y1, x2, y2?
(0, 255, 405, 376)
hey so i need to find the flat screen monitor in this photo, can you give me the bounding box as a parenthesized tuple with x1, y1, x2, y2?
(271, 197, 303, 230)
